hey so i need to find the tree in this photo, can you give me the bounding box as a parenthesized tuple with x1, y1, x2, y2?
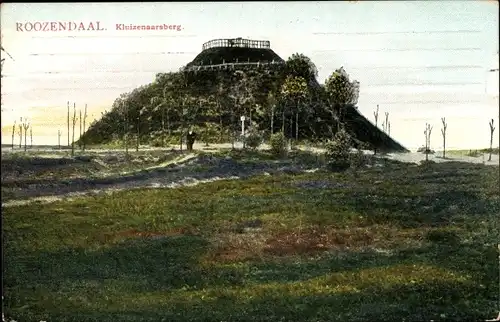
(228, 70, 254, 148)
(82, 104, 88, 151)
(267, 91, 277, 136)
(324, 67, 360, 131)
(121, 98, 129, 155)
(214, 80, 230, 142)
(280, 75, 308, 143)
(71, 103, 77, 156)
(18, 117, 23, 148)
(441, 117, 447, 159)
(489, 119, 496, 161)
(382, 112, 390, 134)
(285, 53, 318, 81)
(424, 123, 433, 161)
(373, 105, 380, 155)
(325, 67, 360, 105)
(11, 120, 16, 149)
(136, 107, 145, 152)
(22, 118, 30, 152)
(150, 96, 166, 146)
(79, 109, 82, 149)
(67, 101, 70, 147)
(151, 73, 181, 142)
(374, 105, 380, 128)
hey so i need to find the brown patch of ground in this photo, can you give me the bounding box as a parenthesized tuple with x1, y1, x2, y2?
(263, 225, 427, 256)
(202, 225, 429, 263)
(203, 232, 268, 264)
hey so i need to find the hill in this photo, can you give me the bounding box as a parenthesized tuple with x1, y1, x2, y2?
(80, 37, 409, 153)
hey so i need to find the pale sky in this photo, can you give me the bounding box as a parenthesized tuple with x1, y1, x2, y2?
(1, 1, 498, 149)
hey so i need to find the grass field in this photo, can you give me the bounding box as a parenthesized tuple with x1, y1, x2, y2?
(2, 149, 500, 322)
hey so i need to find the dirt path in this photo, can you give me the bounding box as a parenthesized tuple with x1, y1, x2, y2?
(1, 152, 319, 208)
(2, 144, 497, 208)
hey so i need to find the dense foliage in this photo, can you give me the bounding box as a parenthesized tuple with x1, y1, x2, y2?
(80, 52, 406, 152)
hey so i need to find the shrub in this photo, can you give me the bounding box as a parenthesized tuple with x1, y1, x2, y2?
(349, 149, 367, 170)
(425, 229, 461, 246)
(325, 128, 352, 170)
(245, 128, 263, 150)
(269, 132, 288, 156)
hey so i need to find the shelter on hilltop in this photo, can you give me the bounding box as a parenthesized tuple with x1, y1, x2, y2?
(185, 37, 285, 71)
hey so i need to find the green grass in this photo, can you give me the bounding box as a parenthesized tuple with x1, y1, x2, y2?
(3, 158, 500, 322)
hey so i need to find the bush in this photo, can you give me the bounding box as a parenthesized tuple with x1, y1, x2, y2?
(269, 132, 288, 156)
(425, 229, 461, 246)
(325, 128, 352, 170)
(349, 149, 367, 170)
(245, 129, 263, 150)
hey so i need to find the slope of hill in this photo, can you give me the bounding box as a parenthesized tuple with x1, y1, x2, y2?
(81, 38, 409, 153)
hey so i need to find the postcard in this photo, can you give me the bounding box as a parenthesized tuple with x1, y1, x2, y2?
(1, 2, 499, 322)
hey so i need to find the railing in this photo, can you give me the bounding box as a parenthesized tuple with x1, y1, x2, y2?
(185, 60, 284, 72)
(202, 38, 271, 51)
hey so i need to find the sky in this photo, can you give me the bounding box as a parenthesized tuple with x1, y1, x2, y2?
(1, 1, 498, 149)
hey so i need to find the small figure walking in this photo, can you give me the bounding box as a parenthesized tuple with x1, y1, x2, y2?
(186, 130, 197, 151)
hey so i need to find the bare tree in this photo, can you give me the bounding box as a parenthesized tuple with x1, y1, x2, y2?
(67, 101, 70, 147)
(269, 92, 276, 136)
(71, 103, 77, 156)
(424, 123, 433, 161)
(79, 109, 82, 149)
(11, 120, 16, 149)
(22, 119, 30, 152)
(382, 112, 389, 134)
(136, 109, 143, 152)
(119, 100, 129, 155)
(18, 117, 23, 148)
(30, 127, 33, 148)
(489, 119, 496, 161)
(441, 117, 447, 159)
(295, 99, 300, 141)
(58, 129, 62, 149)
(82, 103, 88, 151)
(373, 105, 380, 155)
